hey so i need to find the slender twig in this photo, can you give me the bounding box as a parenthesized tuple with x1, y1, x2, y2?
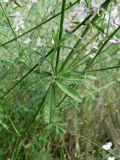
(0, 101, 20, 136)
(86, 65, 120, 72)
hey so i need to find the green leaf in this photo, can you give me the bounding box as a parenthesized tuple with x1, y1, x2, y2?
(92, 23, 104, 34)
(58, 71, 97, 84)
(44, 84, 55, 123)
(34, 71, 52, 77)
(39, 56, 45, 65)
(55, 81, 81, 102)
(58, 75, 85, 84)
(0, 119, 9, 131)
(59, 70, 85, 79)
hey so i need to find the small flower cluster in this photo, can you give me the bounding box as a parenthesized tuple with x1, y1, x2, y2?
(110, 37, 120, 44)
(91, 0, 105, 8)
(6, 0, 38, 33)
(64, 0, 120, 37)
(63, 0, 108, 32)
(11, 11, 24, 32)
(85, 41, 98, 59)
(64, 1, 87, 32)
(104, 2, 120, 35)
(23, 36, 45, 49)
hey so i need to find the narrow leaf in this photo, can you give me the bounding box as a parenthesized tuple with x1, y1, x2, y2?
(92, 23, 104, 34)
(56, 81, 81, 102)
(44, 84, 55, 123)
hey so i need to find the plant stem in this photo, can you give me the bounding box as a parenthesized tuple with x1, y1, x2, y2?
(55, 0, 66, 73)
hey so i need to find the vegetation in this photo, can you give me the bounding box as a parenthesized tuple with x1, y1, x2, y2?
(0, 0, 120, 159)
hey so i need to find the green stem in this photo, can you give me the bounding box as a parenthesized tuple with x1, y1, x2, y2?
(0, 101, 20, 136)
(55, 0, 66, 73)
(86, 65, 120, 72)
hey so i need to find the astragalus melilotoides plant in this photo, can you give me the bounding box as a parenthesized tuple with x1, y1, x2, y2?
(0, 0, 120, 159)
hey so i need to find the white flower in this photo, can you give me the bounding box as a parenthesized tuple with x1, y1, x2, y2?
(14, 19, 24, 32)
(111, 6, 118, 18)
(108, 156, 115, 160)
(102, 142, 112, 150)
(47, 7, 53, 13)
(11, 11, 21, 18)
(91, 0, 105, 8)
(112, 17, 120, 27)
(23, 38, 31, 44)
(51, 38, 54, 45)
(11, 12, 25, 32)
(105, 12, 109, 21)
(92, 42, 98, 49)
(105, 5, 119, 28)
(73, 5, 87, 22)
(31, 0, 38, 3)
(89, 53, 96, 58)
(64, 19, 72, 32)
(64, 3, 87, 32)
(36, 37, 43, 47)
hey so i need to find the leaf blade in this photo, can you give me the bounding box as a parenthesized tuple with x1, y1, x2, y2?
(55, 81, 81, 102)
